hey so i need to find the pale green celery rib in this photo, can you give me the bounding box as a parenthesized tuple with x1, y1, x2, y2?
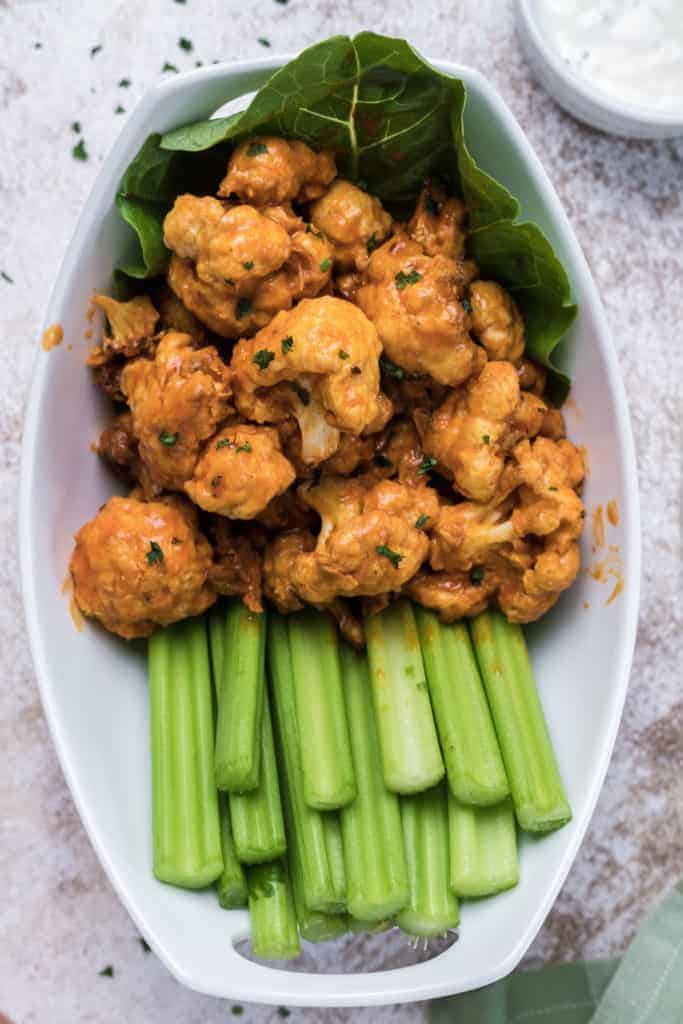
(396, 783, 459, 938)
(365, 600, 444, 794)
(288, 819, 347, 943)
(415, 607, 509, 806)
(216, 795, 248, 908)
(267, 614, 339, 913)
(214, 599, 266, 792)
(448, 793, 519, 898)
(229, 689, 287, 864)
(287, 609, 356, 809)
(339, 643, 409, 921)
(247, 860, 301, 960)
(150, 617, 223, 888)
(322, 812, 347, 913)
(470, 610, 572, 833)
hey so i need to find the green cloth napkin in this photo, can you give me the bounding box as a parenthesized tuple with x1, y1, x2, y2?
(431, 879, 683, 1024)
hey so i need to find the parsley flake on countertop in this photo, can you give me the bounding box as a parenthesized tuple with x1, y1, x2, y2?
(253, 348, 275, 370)
(115, 104, 125, 114)
(1, 271, 14, 284)
(247, 141, 268, 157)
(278, 1010, 291, 1019)
(258, 37, 271, 47)
(236, 297, 253, 319)
(281, 335, 294, 354)
(34, 42, 43, 49)
(146, 541, 164, 566)
(179, 36, 193, 52)
(395, 269, 422, 290)
(162, 62, 179, 73)
(71, 121, 81, 133)
(158, 430, 177, 446)
(139, 937, 151, 953)
(376, 544, 403, 569)
(417, 456, 438, 476)
(90, 44, 102, 57)
(99, 965, 114, 977)
(118, 78, 131, 87)
(231, 1008, 244, 1017)
(72, 139, 88, 161)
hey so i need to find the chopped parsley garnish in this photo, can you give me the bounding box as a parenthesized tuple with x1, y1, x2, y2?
(72, 139, 88, 161)
(162, 61, 179, 73)
(71, 121, 81, 133)
(338, 350, 349, 360)
(380, 356, 405, 379)
(461, 297, 473, 313)
(224, 277, 235, 286)
(231, 1006, 244, 1016)
(211, 474, 224, 489)
(90, 44, 102, 57)
(374, 454, 393, 468)
(247, 141, 268, 156)
(351, 366, 362, 375)
(278, 1010, 291, 1019)
(548, 485, 558, 492)
(115, 104, 125, 114)
(290, 382, 311, 406)
(415, 514, 430, 529)
(280, 335, 294, 354)
(424, 194, 440, 215)
(174, 0, 187, 3)
(417, 456, 438, 477)
(118, 78, 131, 87)
(216, 437, 233, 449)
(178, 36, 193, 51)
(395, 269, 422, 290)
(376, 544, 403, 569)
(366, 232, 380, 253)
(1, 271, 14, 284)
(482, 434, 490, 445)
(99, 965, 114, 978)
(236, 443, 253, 454)
(470, 566, 485, 586)
(306, 224, 322, 237)
(319, 257, 332, 272)
(243, 260, 254, 270)
(158, 430, 177, 446)
(253, 348, 275, 370)
(236, 297, 252, 319)
(146, 541, 164, 566)
(139, 937, 151, 953)
(258, 37, 271, 47)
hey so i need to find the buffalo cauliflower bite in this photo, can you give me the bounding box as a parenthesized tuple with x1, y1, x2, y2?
(90, 293, 159, 359)
(230, 296, 383, 465)
(185, 423, 295, 519)
(70, 494, 216, 639)
(121, 331, 233, 492)
(153, 283, 208, 346)
(168, 255, 272, 338)
(415, 361, 521, 503)
(469, 280, 525, 362)
(407, 570, 494, 620)
(310, 180, 393, 271)
(218, 136, 336, 205)
(407, 182, 467, 259)
(207, 517, 263, 612)
(263, 476, 435, 610)
(356, 233, 484, 386)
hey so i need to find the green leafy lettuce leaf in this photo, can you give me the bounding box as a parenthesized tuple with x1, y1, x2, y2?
(116, 32, 576, 400)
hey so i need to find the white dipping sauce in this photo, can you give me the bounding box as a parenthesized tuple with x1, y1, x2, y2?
(533, 0, 683, 114)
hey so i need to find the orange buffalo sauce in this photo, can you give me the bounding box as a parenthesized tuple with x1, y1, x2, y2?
(607, 499, 619, 526)
(41, 323, 63, 351)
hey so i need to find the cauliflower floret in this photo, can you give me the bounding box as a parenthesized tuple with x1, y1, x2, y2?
(407, 182, 467, 259)
(469, 280, 525, 362)
(407, 570, 494, 620)
(207, 516, 263, 612)
(88, 293, 158, 362)
(218, 136, 336, 205)
(230, 296, 383, 465)
(168, 255, 272, 338)
(429, 500, 516, 573)
(415, 361, 521, 503)
(153, 283, 208, 346)
(185, 423, 295, 519)
(121, 331, 233, 492)
(310, 180, 393, 271)
(356, 233, 484, 386)
(510, 436, 585, 537)
(70, 494, 215, 639)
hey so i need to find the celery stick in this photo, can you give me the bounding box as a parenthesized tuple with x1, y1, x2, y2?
(322, 813, 347, 912)
(149, 618, 223, 888)
(288, 824, 347, 943)
(214, 600, 266, 792)
(339, 644, 409, 921)
(470, 610, 572, 833)
(216, 795, 248, 908)
(247, 860, 301, 960)
(415, 608, 509, 806)
(268, 614, 339, 913)
(347, 917, 394, 934)
(287, 609, 356, 809)
(230, 690, 286, 864)
(365, 600, 444, 794)
(208, 601, 226, 693)
(448, 793, 519, 898)
(396, 784, 459, 937)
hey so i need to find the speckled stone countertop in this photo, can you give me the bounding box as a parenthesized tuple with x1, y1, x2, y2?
(1, 1, 682, 1021)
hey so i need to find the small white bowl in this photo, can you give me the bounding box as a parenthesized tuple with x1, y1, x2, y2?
(516, 0, 683, 139)
(19, 54, 640, 1006)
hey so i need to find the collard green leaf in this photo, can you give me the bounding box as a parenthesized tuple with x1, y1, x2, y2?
(116, 33, 576, 397)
